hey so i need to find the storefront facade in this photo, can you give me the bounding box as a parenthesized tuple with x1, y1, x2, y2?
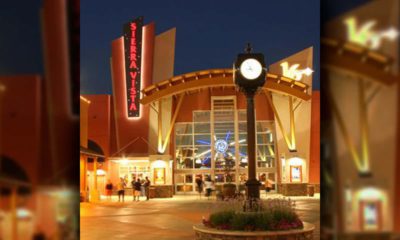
(81, 17, 320, 198)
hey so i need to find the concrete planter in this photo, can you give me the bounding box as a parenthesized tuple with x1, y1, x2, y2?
(193, 222, 315, 240)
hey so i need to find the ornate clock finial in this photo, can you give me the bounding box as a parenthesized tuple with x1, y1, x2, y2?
(245, 43, 253, 53)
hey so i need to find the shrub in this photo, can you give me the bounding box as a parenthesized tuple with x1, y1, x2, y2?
(203, 198, 303, 231)
(209, 210, 235, 230)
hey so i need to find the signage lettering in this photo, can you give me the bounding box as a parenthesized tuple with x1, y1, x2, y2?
(344, 17, 398, 50)
(123, 17, 143, 117)
(280, 62, 313, 81)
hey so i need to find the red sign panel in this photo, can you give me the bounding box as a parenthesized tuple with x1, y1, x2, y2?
(123, 16, 143, 117)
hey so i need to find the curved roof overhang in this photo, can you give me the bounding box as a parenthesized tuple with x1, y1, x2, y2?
(140, 69, 311, 105)
(321, 38, 398, 85)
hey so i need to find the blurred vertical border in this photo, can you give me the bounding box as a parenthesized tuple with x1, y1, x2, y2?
(321, 0, 400, 239)
(0, 0, 80, 239)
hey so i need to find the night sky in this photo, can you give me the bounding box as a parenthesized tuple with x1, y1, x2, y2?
(81, 0, 321, 94)
(0, 0, 371, 94)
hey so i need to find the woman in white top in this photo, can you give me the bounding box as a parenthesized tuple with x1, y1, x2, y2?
(204, 178, 213, 200)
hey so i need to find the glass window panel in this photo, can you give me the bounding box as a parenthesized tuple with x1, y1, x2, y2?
(194, 123, 210, 134)
(175, 147, 195, 159)
(175, 174, 185, 184)
(175, 123, 193, 135)
(214, 123, 234, 134)
(256, 121, 274, 133)
(175, 135, 193, 146)
(193, 111, 210, 122)
(214, 110, 234, 122)
(238, 110, 247, 121)
(238, 173, 247, 184)
(215, 174, 224, 183)
(194, 155, 211, 169)
(194, 134, 211, 145)
(237, 145, 248, 168)
(238, 122, 247, 132)
(177, 185, 193, 192)
(257, 133, 272, 144)
(257, 145, 275, 158)
(185, 174, 193, 183)
(258, 173, 267, 182)
(239, 133, 247, 143)
(176, 157, 193, 169)
(257, 156, 275, 168)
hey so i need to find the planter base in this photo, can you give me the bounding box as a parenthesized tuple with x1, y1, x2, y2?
(193, 222, 314, 240)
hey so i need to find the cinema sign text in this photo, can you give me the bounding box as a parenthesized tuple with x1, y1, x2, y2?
(344, 17, 399, 50)
(123, 16, 143, 118)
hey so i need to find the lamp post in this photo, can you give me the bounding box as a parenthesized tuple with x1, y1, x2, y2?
(233, 43, 266, 200)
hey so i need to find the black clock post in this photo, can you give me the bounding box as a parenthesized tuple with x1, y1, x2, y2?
(233, 43, 267, 203)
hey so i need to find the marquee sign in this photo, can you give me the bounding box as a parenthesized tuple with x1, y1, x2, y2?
(123, 16, 143, 117)
(344, 17, 399, 50)
(280, 62, 313, 81)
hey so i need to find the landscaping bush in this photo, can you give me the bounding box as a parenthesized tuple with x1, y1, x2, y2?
(208, 210, 235, 229)
(203, 198, 303, 231)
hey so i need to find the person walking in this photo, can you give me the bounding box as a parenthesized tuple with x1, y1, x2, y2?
(134, 178, 142, 201)
(105, 179, 113, 201)
(265, 178, 275, 196)
(131, 177, 136, 201)
(117, 178, 126, 202)
(195, 177, 203, 199)
(144, 177, 151, 201)
(204, 177, 213, 200)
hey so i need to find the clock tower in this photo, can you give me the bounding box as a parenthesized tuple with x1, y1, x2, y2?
(233, 43, 267, 202)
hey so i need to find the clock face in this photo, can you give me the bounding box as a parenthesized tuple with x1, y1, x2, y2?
(239, 58, 263, 80)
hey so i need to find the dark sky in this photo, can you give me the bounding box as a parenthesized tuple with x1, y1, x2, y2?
(0, 0, 371, 94)
(80, 0, 321, 94)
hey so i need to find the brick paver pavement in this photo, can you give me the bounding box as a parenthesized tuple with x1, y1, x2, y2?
(80, 194, 320, 240)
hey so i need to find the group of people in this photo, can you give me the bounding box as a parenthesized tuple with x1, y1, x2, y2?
(195, 177, 215, 199)
(105, 176, 151, 202)
(194, 176, 275, 199)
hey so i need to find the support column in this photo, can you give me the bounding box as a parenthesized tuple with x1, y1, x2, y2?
(234, 100, 240, 187)
(90, 157, 100, 202)
(158, 100, 163, 153)
(11, 186, 17, 240)
(82, 155, 88, 201)
(245, 92, 261, 200)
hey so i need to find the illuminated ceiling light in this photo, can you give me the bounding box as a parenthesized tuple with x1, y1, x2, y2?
(195, 159, 202, 164)
(157, 145, 165, 154)
(96, 169, 106, 175)
(288, 157, 303, 166)
(17, 208, 32, 219)
(357, 187, 384, 201)
(152, 160, 166, 168)
(80, 96, 91, 104)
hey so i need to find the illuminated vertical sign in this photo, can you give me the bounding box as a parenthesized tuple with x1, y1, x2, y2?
(123, 16, 143, 117)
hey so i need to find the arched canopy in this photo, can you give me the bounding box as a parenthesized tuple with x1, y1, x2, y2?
(87, 139, 105, 162)
(140, 69, 311, 105)
(321, 38, 397, 85)
(0, 155, 31, 196)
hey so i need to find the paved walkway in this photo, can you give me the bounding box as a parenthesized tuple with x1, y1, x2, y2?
(80, 194, 320, 240)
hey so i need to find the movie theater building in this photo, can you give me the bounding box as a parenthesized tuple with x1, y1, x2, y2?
(81, 17, 320, 198)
